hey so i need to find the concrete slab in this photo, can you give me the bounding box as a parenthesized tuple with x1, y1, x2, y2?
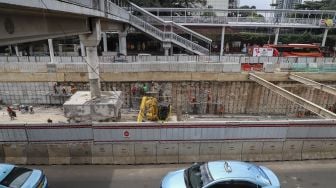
(134, 143, 157, 164)
(47, 144, 70, 165)
(282, 140, 303, 161)
(156, 143, 178, 164)
(27, 144, 49, 165)
(242, 142, 263, 161)
(3, 143, 27, 164)
(69, 143, 92, 164)
(0, 144, 5, 163)
(321, 140, 336, 159)
(112, 143, 135, 164)
(302, 140, 324, 160)
(91, 144, 113, 164)
(261, 141, 284, 161)
(220, 142, 242, 161)
(178, 143, 200, 163)
(199, 143, 221, 162)
(63, 91, 123, 122)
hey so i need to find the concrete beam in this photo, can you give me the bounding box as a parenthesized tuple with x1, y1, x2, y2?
(101, 21, 124, 32)
(289, 74, 336, 96)
(0, 8, 90, 46)
(249, 73, 336, 119)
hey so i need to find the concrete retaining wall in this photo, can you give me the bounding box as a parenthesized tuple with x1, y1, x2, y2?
(0, 139, 334, 165)
(0, 121, 334, 164)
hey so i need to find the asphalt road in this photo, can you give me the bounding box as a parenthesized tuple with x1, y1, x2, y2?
(27, 160, 336, 188)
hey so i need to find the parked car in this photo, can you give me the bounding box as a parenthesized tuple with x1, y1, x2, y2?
(161, 160, 280, 188)
(0, 164, 48, 188)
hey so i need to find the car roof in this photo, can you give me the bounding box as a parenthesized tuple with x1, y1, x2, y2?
(0, 164, 15, 182)
(207, 161, 271, 186)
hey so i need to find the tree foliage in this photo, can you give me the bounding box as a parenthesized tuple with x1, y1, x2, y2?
(295, 0, 336, 10)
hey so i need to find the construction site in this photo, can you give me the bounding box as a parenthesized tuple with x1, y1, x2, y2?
(1, 0, 336, 170)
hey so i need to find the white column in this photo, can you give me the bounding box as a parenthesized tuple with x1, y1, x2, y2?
(322, 28, 329, 47)
(79, 18, 102, 99)
(29, 45, 33, 56)
(8, 45, 12, 55)
(14, 45, 19, 56)
(58, 45, 63, 55)
(80, 41, 86, 56)
(48, 39, 55, 63)
(102, 32, 108, 52)
(162, 42, 172, 56)
(86, 46, 101, 98)
(220, 26, 226, 57)
(118, 32, 127, 55)
(274, 28, 280, 45)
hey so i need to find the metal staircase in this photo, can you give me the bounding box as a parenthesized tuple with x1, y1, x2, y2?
(107, 0, 212, 55)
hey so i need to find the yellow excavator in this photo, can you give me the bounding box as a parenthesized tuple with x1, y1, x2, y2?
(137, 96, 171, 122)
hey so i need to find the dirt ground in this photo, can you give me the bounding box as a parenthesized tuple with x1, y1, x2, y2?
(0, 105, 319, 124)
(0, 105, 68, 124)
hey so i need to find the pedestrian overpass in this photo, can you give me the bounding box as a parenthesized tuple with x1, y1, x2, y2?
(1, 0, 335, 56)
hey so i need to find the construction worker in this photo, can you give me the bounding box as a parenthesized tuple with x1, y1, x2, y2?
(7, 106, 16, 120)
(143, 84, 148, 93)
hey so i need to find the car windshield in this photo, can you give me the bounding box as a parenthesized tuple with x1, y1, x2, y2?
(0, 167, 33, 188)
(184, 163, 213, 188)
(248, 165, 271, 185)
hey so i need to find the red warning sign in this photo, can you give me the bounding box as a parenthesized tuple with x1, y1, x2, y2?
(123, 130, 130, 138)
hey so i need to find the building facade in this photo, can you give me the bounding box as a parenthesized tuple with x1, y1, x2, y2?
(207, 0, 240, 9)
(275, 0, 302, 9)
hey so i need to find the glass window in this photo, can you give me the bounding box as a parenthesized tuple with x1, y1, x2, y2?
(0, 167, 33, 188)
(184, 163, 213, 188)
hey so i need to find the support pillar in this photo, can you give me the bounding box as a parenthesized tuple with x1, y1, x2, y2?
(14, 45, 19, 56)
(274, 28, 280, 45)
(79, 18, 102, 99)
(118, 31, 127, 55)
(58, 45, 63, 55)
(29, 45, 33, 56)
(8, 45, 12, 55)
(86, 46, 100, 98)
(43, 43, 48, 54)
(102, 32, 108, 52)
(163, 42, 172, 56)
(220, 26, 225, 57)
(80, 41, 86, 56)
(48, 39, 55, 63)
(322, 28, 329, 47)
